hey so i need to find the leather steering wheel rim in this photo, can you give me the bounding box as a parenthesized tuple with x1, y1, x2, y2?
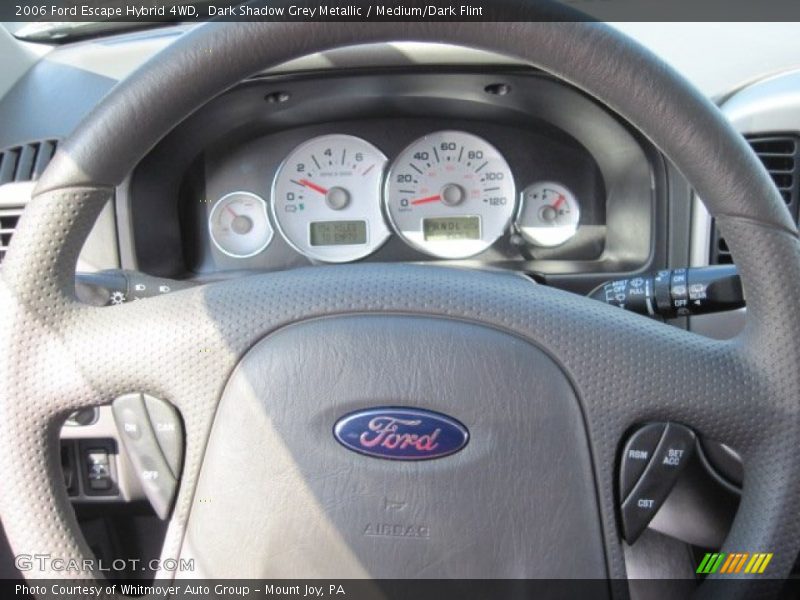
(2, 20, 800, 598)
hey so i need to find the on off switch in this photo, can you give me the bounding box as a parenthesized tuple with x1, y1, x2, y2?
(112, 393, 183, 519)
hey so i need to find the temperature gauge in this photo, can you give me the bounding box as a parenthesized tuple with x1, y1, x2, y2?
(209, 191, 273, 258)
(515, 182, 580, 247)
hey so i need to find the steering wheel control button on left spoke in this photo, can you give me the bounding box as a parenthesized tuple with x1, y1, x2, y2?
(112, 394, 183, 519)
(620, 422, 696, 543)
(619, 423, 666, 498)
(143, 394, 183, 478)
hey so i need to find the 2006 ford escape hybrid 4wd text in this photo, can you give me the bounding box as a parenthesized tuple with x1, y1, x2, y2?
(1, 2, 800, 599)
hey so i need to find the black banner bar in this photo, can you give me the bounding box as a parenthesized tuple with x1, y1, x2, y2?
(6, 0, 800, 23)
(4, 578, 800, 600)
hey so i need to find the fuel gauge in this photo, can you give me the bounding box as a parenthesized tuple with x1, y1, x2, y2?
(515, 182, 580, 247)
(209, 191, 273, 258)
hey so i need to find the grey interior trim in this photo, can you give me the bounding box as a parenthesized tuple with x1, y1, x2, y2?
(689, 67, 800, 339)
(0, 182, 36, 209)
(0, 27, 45, 102)
(724, 68, 800, 135)
(691, 67, 800, 270)
(689, 192, 713, 269)
(76, 201, 120, 273)
(114, 178, 138, 271)
(60, 407, 146, 504)
(0, 182, 119, 272)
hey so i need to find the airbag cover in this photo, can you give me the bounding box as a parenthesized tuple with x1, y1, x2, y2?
(180, 316, 606, 579)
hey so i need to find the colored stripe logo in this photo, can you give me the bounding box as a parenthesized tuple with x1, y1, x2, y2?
(697, 552, 773, 574)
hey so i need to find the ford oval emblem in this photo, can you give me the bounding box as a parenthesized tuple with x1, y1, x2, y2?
(333, 407, 469, 460)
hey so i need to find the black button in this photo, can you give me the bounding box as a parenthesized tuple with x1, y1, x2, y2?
(88, 469, 112, 490)
(144, 394, 183, 478)
(621, 423, 695, 543)
(112, 394, 178, 519)
(653, 270, 673, 315)
(115, 394, 147, 441)
(620, 423, 665, 498)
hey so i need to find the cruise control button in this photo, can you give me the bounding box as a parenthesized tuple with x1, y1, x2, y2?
(112, 394, 179, 519)
(620, 423, 665, 498)
(621, 422, 696, 543)
(655, 423, 695, 472)
(144, 394, 183, 478)
(114, 393, 148, 440)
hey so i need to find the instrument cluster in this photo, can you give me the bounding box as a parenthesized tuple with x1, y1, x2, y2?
(207, 131, 583, 264)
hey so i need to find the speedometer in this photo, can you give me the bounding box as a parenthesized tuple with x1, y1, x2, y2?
(384, 131, 516, 259)
(272, 134, 390, 263)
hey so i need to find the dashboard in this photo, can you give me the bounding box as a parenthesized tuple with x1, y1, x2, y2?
(126, 68, 660, 291)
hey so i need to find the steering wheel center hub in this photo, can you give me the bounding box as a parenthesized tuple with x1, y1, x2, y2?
(182, 315, 606, 579)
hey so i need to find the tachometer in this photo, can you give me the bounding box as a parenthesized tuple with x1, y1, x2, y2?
(271, 134, 390, 263)
(208, 191, 273, 258)
(384, 131, 515, 259)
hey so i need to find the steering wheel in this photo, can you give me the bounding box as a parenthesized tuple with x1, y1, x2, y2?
(2, 19, 799, 599)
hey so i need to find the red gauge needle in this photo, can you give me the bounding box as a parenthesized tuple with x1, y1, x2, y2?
(551, 194, 566, 210)
(410, 194, 441, 206)
(225, 206, 240, 218)
(299, 179, 328, 195)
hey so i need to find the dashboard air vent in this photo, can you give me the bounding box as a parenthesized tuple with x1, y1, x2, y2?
(711, 134, 800, 265)
(0, 207, 24, 263)
(0, 140, 59, 263)
(0, 139, 59, 185)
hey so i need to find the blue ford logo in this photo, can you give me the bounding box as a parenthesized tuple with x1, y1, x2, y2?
(333, 407, 469, 460)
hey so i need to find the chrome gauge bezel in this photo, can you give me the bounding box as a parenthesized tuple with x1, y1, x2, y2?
(208, 190, 274, 259)
(271, 134, 391, 263)
(383, 130, 517, 259)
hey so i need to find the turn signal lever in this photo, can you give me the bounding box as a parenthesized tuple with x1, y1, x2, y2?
(588, 265, 744, 318)
(75, 270, 195, 306)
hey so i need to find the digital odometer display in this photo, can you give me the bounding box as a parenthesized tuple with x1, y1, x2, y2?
(309, 220, 367, 246)
(423, 216, 481, 241)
